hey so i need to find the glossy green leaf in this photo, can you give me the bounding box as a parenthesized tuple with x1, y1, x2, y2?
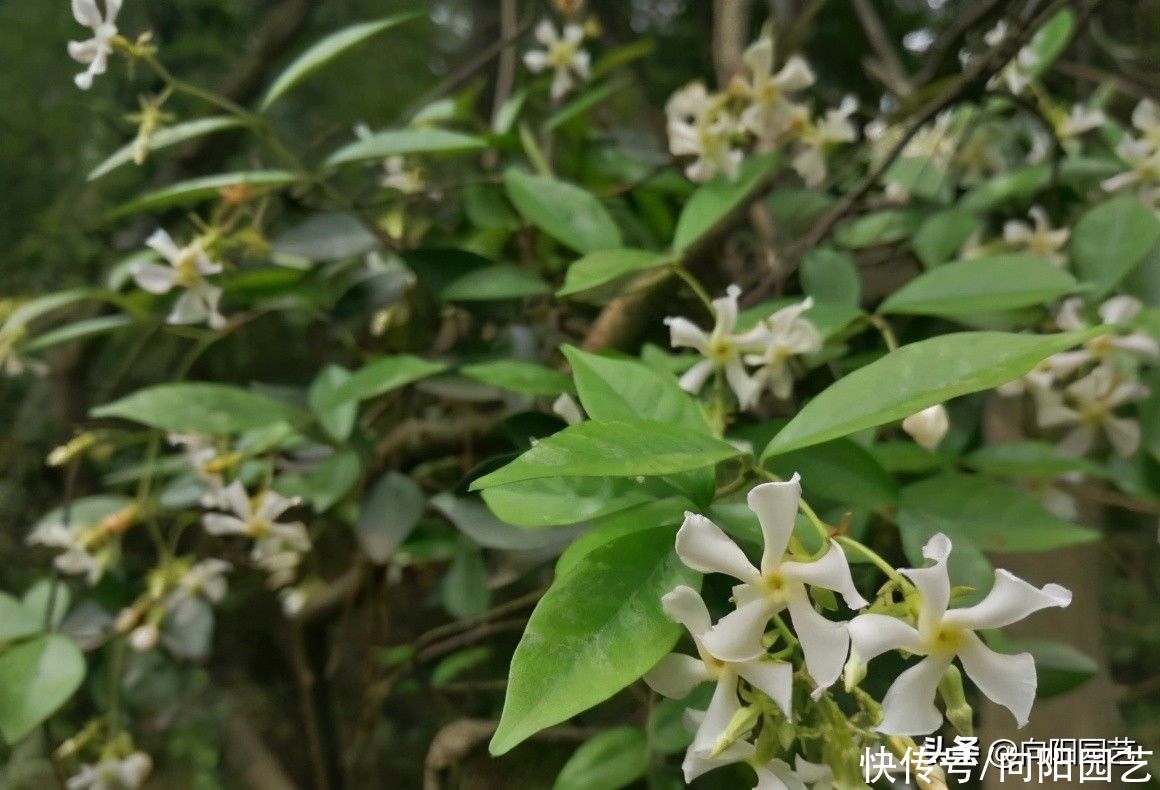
(762, 330, 1098, 458)
(107, 171, 297, 218)
(504, 169, 622, 254)
(1026, 9, 1076, 77)
(481, 476, 654, 528)
(260, 13, 422, 110)
(764, 438, 898, 510)
(21, 582, 70, 632)
(555, 498, 690, 578)
(800, 249, 860, 306)
(88, 117, 244, 180)
(325, 127, 487, 167)
(959, 164, 1049, 212)
(1070, 195, 1160, 297)
(0, 594, 41, 644)
(356, 472, 425, 564)
(308, 365, 357, 442)
(879, 255, 1078, 316)
(489, 527, 699, 755)
(671, 153, 780, 253)
(92, 383, 304, 434)
(0, 635, 85, 744)
(440, 264, 551, 301)
(554, 727, 648, 790)
(470, 420, 739, 490)
(460, 360, 573, 397)
(912, 209, 981, 268)
(275, 449, 361, 512)
(272, 212, 380, 263)
(24, 315, 133, 353)
(557, 249, 670, 297)
(834, 208, 924, 249)
(315, 355, 447, 410)
(432, 494, 583, 551)
(898, 472, 1099, 553)
(963, 441, 1105, 479)
(545, 81, 624, 131)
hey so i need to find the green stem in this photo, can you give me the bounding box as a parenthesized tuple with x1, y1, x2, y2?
(867, 314, 899, 352)
(834, 535, 907, 587)
(672, 265, 715, 314)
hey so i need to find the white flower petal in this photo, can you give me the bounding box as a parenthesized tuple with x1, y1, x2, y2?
(943, 568, 1071, 630)
(747, 475, 801, 576)
(902, 404, 949, 450)
(168, 291, 209, 326)
(780, 540, 869, 609)
(662, 584, 713, 637)
(875, 654, 953, 735)
(900, 533, 952, 635)
(956, 631, 1037, 727)
(700, 595, 778, 663)
(219, 480, 251, 517)
(1105, 415, 1142, 456)
(848, 613, 925, 662)
(736, 658, 793, 717)
(665, 316, 710, 352)
(1098, 295, 1142, 325)
(523, 50, 550, 73)
(711, 285, 742, 335)
(742, 38, 774, 81)
(725, 358, 761, 410)
(644, 653, 711, 699)
(202, 514, 249, 536)
(787, 587, 849, 693)
(774, 56, 816, 92)
(687, 670, 742, 767)
(1056, 424, 1096, 457)
(678, 358, 716, 394)
(675, 513, 760, 582)
(145, 228, 182, 264)
(533, 19, 557, 47)
(1112, 333, 1160, 360)
(130, 262, 176, 294)
(755, 758, 805, 790)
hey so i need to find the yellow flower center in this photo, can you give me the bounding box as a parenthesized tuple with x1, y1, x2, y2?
(549, 40, 578, 69)
(707, 336, 735, 364)
(928, 625, 965, 654)
(174, 249, 204, 288)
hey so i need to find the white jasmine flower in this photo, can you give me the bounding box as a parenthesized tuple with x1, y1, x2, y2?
(27, 516, 115, 585)
(66, 751, 152, 790)
(169, 433, 228, 507)
(665, 285, 767, 408)
(679, 731, 804, 790)
(68, 0, 122, 90)
(523, 20, 590, 100)
(173, 558, 231, 605)
(131, 229, 226, 329)
(675, 475, 868, 692)
(902, 404, 950, 450)
(791, 96, 858, 186)
(1003, 206, 1070, 266)
(203, 482, 311, 574)
(1103, 101, 1160, 191)
(1054, 104, 1105, 148)
(848, 533, 1071, 735)
(1046, 296, 1160, 377)
(645, 586, 793, 774)
(1034, 364, 1148, 456)
(743, 298, 823, 400)
(991, 47, 1040, 95)
(666, 83, 744, 183)
(736, 38, 816, 146)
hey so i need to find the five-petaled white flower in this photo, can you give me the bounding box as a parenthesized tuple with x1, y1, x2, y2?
(675, 475, 868, 692)
(1034, 364, 1149, 457)
(666, 285, 767, 408)
(1048, 295, 1160, 378)
(645, 585, 794, 784)
(902, 404, 950, 450)
(1103, 100, 1160, 192)
(744, 298, 823, 401)
(66, 751, 152, 790)
(28, 513, 117, 585)
(523, 20, 590, 100)
(203, 482, 311, 578)
(1003, 206, 1070, 266)
(848, 533, 1071, 735)
(131, 229, 227, 329)
(68, 0, 122, 90)
(666, 83, 744, 183)
(735, 38, 815, 147)
(791, 96, 858, 187)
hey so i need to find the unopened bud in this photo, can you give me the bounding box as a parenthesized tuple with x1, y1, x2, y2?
(129, 623, 159, 652)
(98, 503, 139, 536)
(938, 664, 974, 736)
(47, 432, 99, 467)
(902, 404, 950, 450)
(843, 653, 867, 692)
(711, 704, 761, 757)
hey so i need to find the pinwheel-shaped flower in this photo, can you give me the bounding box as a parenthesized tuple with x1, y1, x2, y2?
(203, 482, 311, 575)
(675, 475, 868, 692)
(68, 0, 122, 90)
(666, 285, 767, 408)
(735, 38, 815, 146)
(131, 229, 226, 329)
(1103, 100, 1160, 192)
(666, 83, 744, 183)
(744, 298, 822, 400)
(1049, 295, 1160, 377)
(848, 533, 1071, 736)
(523, 20, 590, 100)
(791, 96, 858, 187)
(645, 585, 793, 783)
(1003, 206, 1070, 266)
(1034, 364, 1149, 456)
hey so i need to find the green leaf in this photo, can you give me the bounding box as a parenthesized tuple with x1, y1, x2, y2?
(554, 498, 690, 578)
(470, 420, 739, 490)
(88, 117, 244, 181)
(92, 383, 305, 434)
(272, 213, 380, 263)
(21, 581, 70, 633)
(433, 494, 583, 551)
(879, 255, 1078, 317)
(1070, 195, 1160, 297)
(898, 472, 1099, 553)
(440, 264, 551, 301)
(504, 169, 622, 254)
(883, 157, 952, 204)
(1026, 9, 1076, 77)
(260, 13, 423, 110)
(963, 441, 1105, 479)
(482, 476, 654, 528)
(0, 635, 85, 744)
(763, 438, 898, 510)
(442, 544, 490, 619)
(671, 153, 780, 253)
(356, 472, 425, 564)
(325, 127, 487, 167)
(107, 171, 298, 219)
(545, 81, 624, 131)
(993, 637, 1096, 698)
(0, 594, 41, 645)
(557, 249, 670, 297)
(431, 647, 492, 689)
(959, 164, 1050, 212)
(553, 727, 648, 790)
(460, 361, 573, 397)
(834, 209, 924, 249)
(308, 365, 357, 442)
(274, 449, 361, 512)
(912, 209, 981, 268)
(800, 249, 860, 306)
(316, 355, 447, 411)
(489, 527, 699, 755)
(762, 330, 1099, 458)
(24, 315, 133, 353)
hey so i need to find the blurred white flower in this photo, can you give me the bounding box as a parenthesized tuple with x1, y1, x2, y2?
(68, 0, 122, 90)
(1003, 206, 1069, 266)
(203, 482, 311, 577)
(131, 229, 226, 329)
(791, 96, 858, 186)
(848, 533, 1071, 735)
(169, 433, 229, 508)
(28, 517, 115, 585)
(353, 125, 424, 193)
(66, 751, 152, 790)
(1054, 104, 1105, 150)
(675, 475, 868, 692)
(1047, 296, 1160, 377)
(1102, 100, 1160, 192)
(173, 558, 231, 605)
(666, 285, 767, 408)
(743, 298, 823, 400)
(666, 83, 744, 182)
(1034, 364, 1148, 456)
(736, 38, 815, 146)
(523, 20, 590, 100)
(902, 404, 950, 450)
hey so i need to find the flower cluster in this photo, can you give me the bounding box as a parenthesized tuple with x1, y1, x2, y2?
(646, 475, 1072, 786)
(665, 286, 822, 411)
(665, 37, 856, 185)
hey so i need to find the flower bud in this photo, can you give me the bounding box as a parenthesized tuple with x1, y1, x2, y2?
(129, 623, 159, 652)
(938, 664, 975, 737)
(843, 653, 867, 692)
(902, 404, 950, 450)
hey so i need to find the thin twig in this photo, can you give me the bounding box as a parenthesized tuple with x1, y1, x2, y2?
(851, 0, 912, 95)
